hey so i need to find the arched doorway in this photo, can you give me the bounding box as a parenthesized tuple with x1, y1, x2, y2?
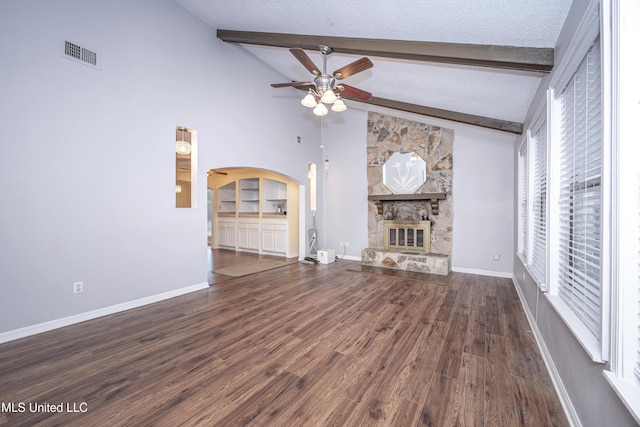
(207, 167, 301, 260)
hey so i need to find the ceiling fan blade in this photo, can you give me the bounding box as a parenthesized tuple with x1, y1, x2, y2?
(335, 84, 373, 101)
(333, 57, 373, 80)
(271, 81, 313, 88)
(290, 48, 321, 76)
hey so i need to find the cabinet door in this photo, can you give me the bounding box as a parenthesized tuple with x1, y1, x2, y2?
(238, 221, 259, 250)
(274, 229, 287, 253)
(217, 223, 227, 247)
(248, 226, 260, 250)
(237, 226, 249, 249)
(226, 224, 237, 247)
(261, 225, 275, 252)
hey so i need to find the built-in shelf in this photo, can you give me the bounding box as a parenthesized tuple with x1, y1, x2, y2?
(263, 179, 287, 215)
(218, 177, 288, 217)
(238, 178, 260, 213)
(218, 181, 237, 214)
(212, 172, 296, 258)
(368, 193, 446, 215)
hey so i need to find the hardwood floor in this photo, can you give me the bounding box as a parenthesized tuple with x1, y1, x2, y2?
(0, 251, 568, 426)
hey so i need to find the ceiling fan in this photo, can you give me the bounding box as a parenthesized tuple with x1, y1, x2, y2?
(271, 45, 373, 116)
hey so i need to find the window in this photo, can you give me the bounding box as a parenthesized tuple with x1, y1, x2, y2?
(176, 126, 197, 208)
(556, 38, 602, 337)
(520, 1, 640, 420)
(530, 119, 548, 287)
(636, 219, 640, 384)
(518, 144, 528, 260)
(604, 0, 640, 416)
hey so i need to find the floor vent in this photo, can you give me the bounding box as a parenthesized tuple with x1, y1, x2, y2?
(62, 40, 100, 70)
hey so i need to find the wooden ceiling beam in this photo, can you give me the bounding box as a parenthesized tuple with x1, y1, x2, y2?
(284, 87, 524, 135)
(351, 96, 523, 134)
(289, 86, 523, 134)
(217, 29, 553, 73)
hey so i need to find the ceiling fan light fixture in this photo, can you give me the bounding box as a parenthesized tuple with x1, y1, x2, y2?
(320, 89, 337, 104)
(272, 45, 373, 118)
(313, 102, 328, 116)
(301, 91, 317, 108)
(331, 97, 347, 112)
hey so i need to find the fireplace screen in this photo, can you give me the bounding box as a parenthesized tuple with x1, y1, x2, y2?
(383, 220, 430, 253)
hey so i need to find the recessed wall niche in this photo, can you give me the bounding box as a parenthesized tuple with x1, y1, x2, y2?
(176, 126, 196, 208)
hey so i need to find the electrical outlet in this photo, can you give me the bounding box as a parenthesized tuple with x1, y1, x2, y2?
(73, 281, 83, 294)
(345, 242, 350, 248)
(493, 253, 500, 261)
(339, 241, 344, 247)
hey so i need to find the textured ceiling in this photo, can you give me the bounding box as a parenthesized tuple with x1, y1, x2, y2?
(175, 0, 573, 131)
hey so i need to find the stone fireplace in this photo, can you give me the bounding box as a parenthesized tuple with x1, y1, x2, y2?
(361, 112, 453, 276)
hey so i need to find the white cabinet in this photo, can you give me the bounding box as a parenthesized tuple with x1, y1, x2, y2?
(261, 226, 274, 253)
(262, 220, 287, 254)
(237, 220, 260, 252)
(217, 219, 237, 248)
(274, 227, 287, 253)
(214, 176, 292, 257)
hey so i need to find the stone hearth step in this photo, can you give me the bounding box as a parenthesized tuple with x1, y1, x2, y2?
(361, 247, 450, 276)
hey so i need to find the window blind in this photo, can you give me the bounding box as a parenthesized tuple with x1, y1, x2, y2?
(636, 189, 640, 383)
(518, 145, 528, 259)
(530, 121, 548, 287)
(557, 38, 602, 337)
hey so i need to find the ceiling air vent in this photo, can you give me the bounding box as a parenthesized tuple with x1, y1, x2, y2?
(62, 40, 100, 70)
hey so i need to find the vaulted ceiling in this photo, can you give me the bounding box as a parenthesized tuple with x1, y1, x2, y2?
(175, 0, 573, 134)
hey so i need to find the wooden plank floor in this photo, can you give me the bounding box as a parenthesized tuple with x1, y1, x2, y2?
(0, 251, 568, 426)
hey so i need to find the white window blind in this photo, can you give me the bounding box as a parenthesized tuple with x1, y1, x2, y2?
(530, 121, 548, 287)
(636, 186, 640, 383)
(557, 38, 602, 337)
(518, 145, 528, 259)
(637, 227, 640, 384)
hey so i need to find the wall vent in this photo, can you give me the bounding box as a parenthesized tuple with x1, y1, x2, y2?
(62, 40, 100, 70)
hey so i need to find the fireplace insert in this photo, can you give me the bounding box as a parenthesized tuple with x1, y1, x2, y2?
(383, 220, 430, 253)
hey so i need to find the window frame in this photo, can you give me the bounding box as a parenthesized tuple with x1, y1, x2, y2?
(603, 0, 640, 421)
(517, 141, 529, 263)
(545, 2, 609, 363)
(527, 105, 549, 290)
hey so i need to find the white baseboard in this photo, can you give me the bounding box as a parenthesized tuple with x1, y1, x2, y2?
(451, 266, 514, 279)
(339, 255, 361, 261)
(0, 282, 210, 345)
(511, 277, 581, 427)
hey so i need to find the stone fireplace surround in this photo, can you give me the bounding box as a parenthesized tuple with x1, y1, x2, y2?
(362, 112, 453, 276)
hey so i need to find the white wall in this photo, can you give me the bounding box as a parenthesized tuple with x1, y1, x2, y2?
(320, 110, 369, 259)
(449, 124, 515, 275)
(321, 105, 516, 275)
(0, 0, 321, 335)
